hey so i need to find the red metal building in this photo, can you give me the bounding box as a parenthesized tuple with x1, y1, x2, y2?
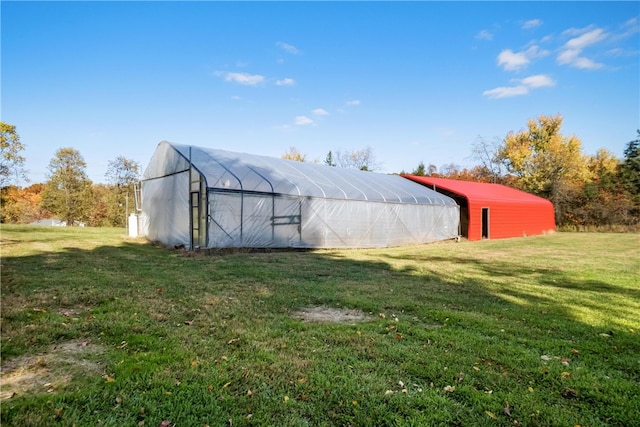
(402, 176, 556, 241)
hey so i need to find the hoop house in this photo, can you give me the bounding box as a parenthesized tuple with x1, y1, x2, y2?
(141, 141, 459, 249)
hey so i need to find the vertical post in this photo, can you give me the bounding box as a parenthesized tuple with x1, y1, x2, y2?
(125, 190, 129, 233)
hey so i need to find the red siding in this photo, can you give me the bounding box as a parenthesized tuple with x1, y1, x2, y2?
(402, 176, 556, 240)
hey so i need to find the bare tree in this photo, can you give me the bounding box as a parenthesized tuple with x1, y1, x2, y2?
(470, 136, 504, 183)
(334, 146, 378, 171)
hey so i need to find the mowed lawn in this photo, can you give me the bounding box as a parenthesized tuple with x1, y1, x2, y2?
(1, 225, 638, 427)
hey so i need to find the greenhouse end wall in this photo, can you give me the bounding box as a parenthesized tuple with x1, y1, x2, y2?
(207, 191, 460, 249)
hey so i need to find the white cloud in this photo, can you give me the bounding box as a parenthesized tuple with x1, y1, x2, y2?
(483, 85, 529, 99)
(276, 41, 300, 55)
(556, 27, 608, 69)
(483, 74, 555, 99)
(276, 78, 296, 86)
(557, 48, 603, 69)
(220, 72, 265, 86)
(522, 19, 542, 30)
(475, 30, 493, 41)
(295, 116, 314, 126)
(346, 99, 361, 106)
(565, 28, 607, 49)
(520, 74, 555, 88)
(312, 108, 329, 116)
(497, 49, 530, 71)
(497, 45, 549, 71)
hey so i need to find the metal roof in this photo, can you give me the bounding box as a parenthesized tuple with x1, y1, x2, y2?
(402, 176, 552, 205)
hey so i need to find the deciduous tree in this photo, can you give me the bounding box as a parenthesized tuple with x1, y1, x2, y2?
(0, 184, 49, 223)
(498, 114, 590, 222)
(334, 147, 378, 171)
(105, 156, 141, 227)
(0, 122, 28, 187)
(470, 136, 504, 183)
(282, 147, 306, 162)
(41, 148, 93, 225)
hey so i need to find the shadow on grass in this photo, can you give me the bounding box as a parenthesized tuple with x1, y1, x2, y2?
(2, 231, 639, 426)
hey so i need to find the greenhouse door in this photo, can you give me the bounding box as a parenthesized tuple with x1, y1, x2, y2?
(190, 169, 207, 249)
(272, 196, 302, 246)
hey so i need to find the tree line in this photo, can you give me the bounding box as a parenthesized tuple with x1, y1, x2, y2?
(404, 115, 639, 230)
(1, 122, 140, 227)
(2, 116, 639, 230)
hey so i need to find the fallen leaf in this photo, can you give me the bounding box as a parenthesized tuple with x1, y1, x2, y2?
(385, 390, 394, 395)
(503, 402, 512, 417)
(191, 360, 198, 367)
(138, 421, 145, 426)
(528, 386, 534, 393)
(300, 394, 308, 401)
(103, 375, 115, 383)
(184, 320, 194, 326)
(395, 333, 403, 340)
(227, 338, 240, 345)
(444, 385, 455, 393)
(352, 400, 358, 406)
(284, 395, 289, 402)
(115, 396, 122, 404)
(223, 382, 232, 388)
(298, 377, 308, 383)
(540, 355, 551, 361)
(157, 421, 173, 427)
(486, 411, 497, 419)
(54, 407, 63, 417)
(117, 341, 128, 349)
(247, 389, 253, 396)
(571, 349, 580, 354)
(561, 371, 571, 378)
(562, 357, 571, 366)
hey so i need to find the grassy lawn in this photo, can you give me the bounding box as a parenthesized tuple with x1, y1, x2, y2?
(1, 225, 639, 426)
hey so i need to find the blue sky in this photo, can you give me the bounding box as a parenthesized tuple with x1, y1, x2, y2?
(2, 1, 639, 184)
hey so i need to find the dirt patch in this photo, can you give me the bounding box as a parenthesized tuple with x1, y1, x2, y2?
(292, 306, 371, 324)
(0, 339, 104, 400)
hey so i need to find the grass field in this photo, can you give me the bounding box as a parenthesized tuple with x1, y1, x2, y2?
(1, 225, 639, 426)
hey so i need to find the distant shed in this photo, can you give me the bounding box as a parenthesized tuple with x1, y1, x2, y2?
(402, 176, 556, 240)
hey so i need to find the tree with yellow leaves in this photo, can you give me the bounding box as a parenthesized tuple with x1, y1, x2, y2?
(498, 114, 590, 223)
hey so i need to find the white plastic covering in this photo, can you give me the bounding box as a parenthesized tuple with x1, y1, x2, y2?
(141, 141, 460, 249)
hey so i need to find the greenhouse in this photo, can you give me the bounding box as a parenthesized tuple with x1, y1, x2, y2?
(141, 141, 460, 249)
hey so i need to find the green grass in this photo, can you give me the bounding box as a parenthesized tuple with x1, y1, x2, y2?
(1, 225, 639, 426)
